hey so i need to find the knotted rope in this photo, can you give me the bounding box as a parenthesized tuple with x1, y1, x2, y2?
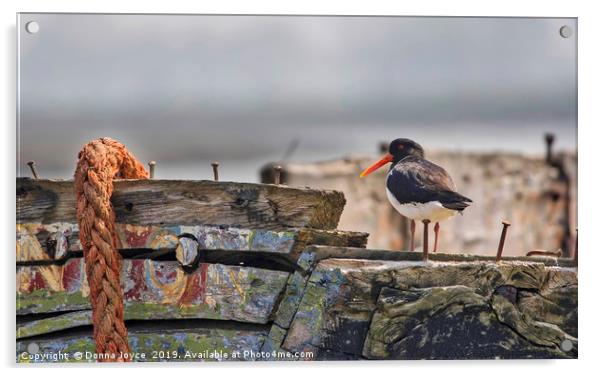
(74, 138, 149, 361)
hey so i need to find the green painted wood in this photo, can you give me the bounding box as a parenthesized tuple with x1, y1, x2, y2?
(17, 310, 92, 339)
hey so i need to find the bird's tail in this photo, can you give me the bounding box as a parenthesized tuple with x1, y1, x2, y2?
(440, 191, 472, 212)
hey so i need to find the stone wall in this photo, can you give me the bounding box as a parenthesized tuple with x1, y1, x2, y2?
(267, 247, 577, 360)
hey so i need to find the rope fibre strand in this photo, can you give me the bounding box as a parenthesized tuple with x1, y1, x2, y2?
(74, 138, 149, 362)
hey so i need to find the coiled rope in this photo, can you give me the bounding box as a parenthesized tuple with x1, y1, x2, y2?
(74, 138, 149, 362)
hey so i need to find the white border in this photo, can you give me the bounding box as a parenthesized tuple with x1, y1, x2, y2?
(2, 1, 600, 374)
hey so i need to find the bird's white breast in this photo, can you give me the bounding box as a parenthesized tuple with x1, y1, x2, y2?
(385, 188, 457, 222)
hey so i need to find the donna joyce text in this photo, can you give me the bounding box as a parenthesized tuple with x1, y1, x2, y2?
(19, 349, 315, 362)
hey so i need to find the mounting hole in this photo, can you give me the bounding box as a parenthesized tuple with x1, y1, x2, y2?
(560, 339, 573, 352)
(559, 25, 573, 38)
(27, 342, 40, 354)
(25, 21, 40, 34)
(125, 202, 134, 212)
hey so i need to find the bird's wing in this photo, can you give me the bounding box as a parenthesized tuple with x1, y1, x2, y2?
(386, 156, 472, 211)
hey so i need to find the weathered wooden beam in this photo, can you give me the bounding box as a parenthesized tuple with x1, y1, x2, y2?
(17, 325, 268, 362)
(17, 259, 289, 324)
(17, 310, 92, 339)
(17, 178, 346, 230)
(16, 222, 368, 263)
(303, 245, 578, 268)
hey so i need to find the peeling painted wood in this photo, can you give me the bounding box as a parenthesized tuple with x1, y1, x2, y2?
(17, 259, 289, 324)
(17, 326, 268, 362)
(17, 178, 346, 230)
(17, 223, 368, 263)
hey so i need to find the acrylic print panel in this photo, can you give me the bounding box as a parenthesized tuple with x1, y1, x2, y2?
(17, 14, 577, 363)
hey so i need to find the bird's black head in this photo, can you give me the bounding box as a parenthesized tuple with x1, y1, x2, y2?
(360, 138, 425, 178)
(388, 138, 425, 162)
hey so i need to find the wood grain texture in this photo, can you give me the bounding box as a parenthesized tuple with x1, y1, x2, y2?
(17, 258, 289, 324)
(303, 245, 577, 268)
(17, 178, 345, 230)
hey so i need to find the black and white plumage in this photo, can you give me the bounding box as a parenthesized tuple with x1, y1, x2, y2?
(360, 138, 472, 252)
(385, 155, 472, 222)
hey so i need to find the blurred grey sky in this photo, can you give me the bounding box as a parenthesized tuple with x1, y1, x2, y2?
(17, 14, 577, 182)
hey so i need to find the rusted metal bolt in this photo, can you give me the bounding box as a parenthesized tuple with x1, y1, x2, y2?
(175, 236, 200, 267)
(422, 219, 430, 261)
(496, 221, 511, 262)
(27, 161, 39, 179)
(544, 133, 556, 164)
(148, 161, 156, 179)
(47, 232, 69, 260)
(211, 162, 219, 181)
(273, 165, 282, 185)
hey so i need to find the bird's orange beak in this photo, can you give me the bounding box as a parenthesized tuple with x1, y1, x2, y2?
(360, 153, 393, 177)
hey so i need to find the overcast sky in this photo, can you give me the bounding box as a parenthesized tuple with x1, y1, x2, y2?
(17, 14, 577, 182)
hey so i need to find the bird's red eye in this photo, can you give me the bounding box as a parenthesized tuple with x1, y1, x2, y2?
(398, 144, 404, 150)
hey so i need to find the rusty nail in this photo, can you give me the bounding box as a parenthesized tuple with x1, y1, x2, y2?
(211, 162, 219, 181)
(26, 161, 39, 179)
(544, 133, 555, 164)
(422, 219, 430, 261)
(148, 161, 156, 179)
(573, 228, 578, 264)
(273, 165, 282, 185)
(496, 221, 511, 262)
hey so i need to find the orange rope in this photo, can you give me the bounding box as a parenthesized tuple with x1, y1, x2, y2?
(74, 138, 149, 362)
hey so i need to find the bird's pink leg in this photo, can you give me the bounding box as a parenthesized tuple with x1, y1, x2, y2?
(410, 219, 416, 251)
(433, 222, 440, 253)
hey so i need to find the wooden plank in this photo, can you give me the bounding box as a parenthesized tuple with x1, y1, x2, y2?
(17, 325, 268, 362)
(17, 259, 289, 324)
(303, 245, 578, 268)
(17, 222, 368, 262)
(17, 310, 92, 339)
(17, 178, 346, 230)
(16, 223, 295, 261)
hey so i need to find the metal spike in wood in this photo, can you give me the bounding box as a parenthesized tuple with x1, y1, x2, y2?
(574, 228, 578, 264)
(545, 133, 556, 164)
(27, 161, 39, 179)
(496, 221, 511, 262)
(273, 165, 282, 185)
(148, 161, 156, 179)
(211, 162, 219, 181)
(175, 237, 200, 267)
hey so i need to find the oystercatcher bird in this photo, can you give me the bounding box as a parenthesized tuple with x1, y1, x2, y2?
(360, 138, 472, 254)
